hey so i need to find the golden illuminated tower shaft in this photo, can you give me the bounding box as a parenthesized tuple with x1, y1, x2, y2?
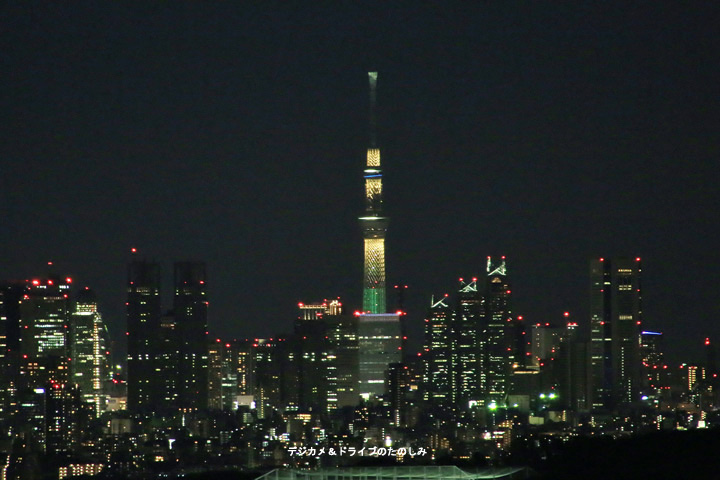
(359, 72, 387, 313)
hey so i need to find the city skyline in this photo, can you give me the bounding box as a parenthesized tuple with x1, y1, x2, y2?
(2, 3, 719, 363)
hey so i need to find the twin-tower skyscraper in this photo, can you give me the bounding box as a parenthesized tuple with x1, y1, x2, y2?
(359, 72, 388, 314)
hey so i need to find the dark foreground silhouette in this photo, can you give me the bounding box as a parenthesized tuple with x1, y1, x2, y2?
(540, 429, 720, 480)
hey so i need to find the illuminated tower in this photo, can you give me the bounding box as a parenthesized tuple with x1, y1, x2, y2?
(454, 278, 483, 405)
(590, 257, 643, 410)
(484, 256, 513, 401)
(424, 278, 486, 412)
(423, 294, 453, 406)
(71, 288, 108, 416)
(359, 71, 388, 314)
(357, 312, 402, 400)
(19, 276, 73, 388)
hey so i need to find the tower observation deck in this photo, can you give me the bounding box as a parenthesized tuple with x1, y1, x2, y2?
(359, 72, 388, 314)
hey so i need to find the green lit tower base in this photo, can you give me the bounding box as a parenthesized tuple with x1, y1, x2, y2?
(359, 71, 388, 314)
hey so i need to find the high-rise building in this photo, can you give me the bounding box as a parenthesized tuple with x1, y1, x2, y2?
(325, 312, 359, 409)
(454, 278, 484, 406)
(293, 300, 359, 411)
(15, 386, 47, 453)
(387, 356, 424, 428)
(208, 340, 223, 410)
(357, 313, 402, 400)
(0, 291, 7, 368)
(208, 339, 237, 411)
(127, 259, 210, 413)
(14, 276, 85, 458)
(158, 310, 179, 408)
(0, 291, 6, 426)
(250, 337, 297, 418)
(45, 383, 82, 457)
(19, 277, 73, 388)
(235, 340, 254, 396)
(529, 323, 564, 368)
(555, 320, 591, 411)
(484, 256, 514, 401)
(640, 330, 664, 401)
(294, 309, 331, 413)
(359, 72, 388, 314)
(423, 295, 453, 407)
(70, 288, 108, 416)
(423, 263, 519, 410)
(1, 287, 13, 424)
(126, 260, 162, 414)
(173, 262, 209, 411)
(0, 282, 26, 424)
(589, 257, 643, 410)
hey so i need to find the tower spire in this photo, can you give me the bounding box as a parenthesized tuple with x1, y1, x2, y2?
(360, 72, 387, 313)
(368, 71, 378, 148)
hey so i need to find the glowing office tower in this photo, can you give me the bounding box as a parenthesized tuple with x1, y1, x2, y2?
(19, 277, 73, 388)
(454, 278, 484, 405)
(423, 295, 453, 405)
(485, 257, 513, 401)
(359, 71, 388, 314)
(70, 288, 108, 416)
(208, 339, 237, 411)
(357, 313, 402, 399)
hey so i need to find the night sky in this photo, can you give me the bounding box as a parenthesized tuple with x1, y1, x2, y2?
(2, 3, 718, 362)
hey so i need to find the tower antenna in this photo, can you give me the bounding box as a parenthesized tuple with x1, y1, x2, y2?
(368, 72, 378, 148)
